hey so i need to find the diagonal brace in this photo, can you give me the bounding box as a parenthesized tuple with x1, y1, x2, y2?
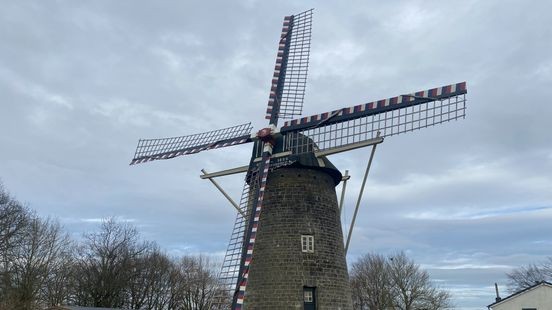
(344, 134, 381, 255)
(201, 169, 246, 218)
(339, 170, 350, 213)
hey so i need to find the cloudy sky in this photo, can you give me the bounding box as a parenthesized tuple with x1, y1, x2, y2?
(1, 1, 551, 308)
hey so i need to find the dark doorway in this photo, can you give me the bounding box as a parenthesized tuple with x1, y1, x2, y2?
(303, 286, 316, 310)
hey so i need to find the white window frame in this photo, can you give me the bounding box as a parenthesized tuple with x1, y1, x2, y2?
(301, 235, 314, 253)
(304, 289, 313, 302)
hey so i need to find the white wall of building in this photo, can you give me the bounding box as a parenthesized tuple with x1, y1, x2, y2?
(491, 284, 552, 310)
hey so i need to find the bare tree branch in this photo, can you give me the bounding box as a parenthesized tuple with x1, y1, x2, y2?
(350, 252, 452, 310)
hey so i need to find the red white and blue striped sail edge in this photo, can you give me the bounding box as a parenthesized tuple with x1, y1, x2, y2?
(265, 15, 292, 120)
(234, 157, 271, 309)
(281, 81, 467, 132)
(130, 136, 250, 165)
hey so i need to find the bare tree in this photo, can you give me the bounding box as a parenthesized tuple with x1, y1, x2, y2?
(350, 252, 452, 310)
(1, 183, 74, 310)
(170, 255, 221, 310)
(11, 218, 72, 309)
(0, 183, 29, 257)
(73, 218, 147, 308)
(351, 253, 393, 309)
(1, 183, 231, 310)
(0, 182, 30, 310)
(507, 257, 552, 292)
(40, 239, 75, 307)
(126, 245, 172, 310)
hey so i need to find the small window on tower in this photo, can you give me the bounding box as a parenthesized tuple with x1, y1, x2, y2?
(304, 287, 316, 309)
(301, 235, 314, 253)
(304, 289, 313, 302)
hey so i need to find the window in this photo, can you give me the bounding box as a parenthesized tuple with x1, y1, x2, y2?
(301, 235, 314, 253)
(303, 287, 316, 310)
(304, 289, 313, 302)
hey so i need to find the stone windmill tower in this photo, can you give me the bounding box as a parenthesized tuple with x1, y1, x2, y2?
(130, 9, 467, 309)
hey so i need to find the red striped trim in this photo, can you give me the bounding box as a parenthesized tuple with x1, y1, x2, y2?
(235, 154, 271, 306)
(280, 82, 467, 129)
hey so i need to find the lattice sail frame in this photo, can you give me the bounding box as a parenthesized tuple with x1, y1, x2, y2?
(282, 82, 467, 154)
(130, 123, 253, 165)
(233, 154, 271, 309)
(265, 9, 313, 122)
(212, 171, 259, 307)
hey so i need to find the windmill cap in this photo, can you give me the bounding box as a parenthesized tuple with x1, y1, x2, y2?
(248, 133, 343, 186)
(285, 152, 342, 186)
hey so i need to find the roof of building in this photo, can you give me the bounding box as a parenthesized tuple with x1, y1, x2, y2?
(487, 280, 552, 308)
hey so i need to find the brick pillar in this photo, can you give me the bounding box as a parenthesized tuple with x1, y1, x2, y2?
(244, 167, 353, 309)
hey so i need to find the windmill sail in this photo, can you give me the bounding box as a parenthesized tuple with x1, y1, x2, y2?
(213, 174, 258, 307)
(130, 122, 253, 165)
(232, 154, 271, 309)
(282, 82, 467, 154)
(265, 9, 313, 124)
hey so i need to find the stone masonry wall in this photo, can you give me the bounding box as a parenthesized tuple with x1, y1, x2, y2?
(244, 167, 353, 309)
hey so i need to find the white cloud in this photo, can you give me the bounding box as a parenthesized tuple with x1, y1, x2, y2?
(423, 263, 513, 270)
(0, 67, 73, 110)
(91, 97, 193, 128)
(405, 205, 552, 221)
(60, 217, 137, 224)
(383, 3, 437, 34)
(159, 32, 203, 47)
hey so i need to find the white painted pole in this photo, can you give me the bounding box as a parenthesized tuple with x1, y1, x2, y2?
(201, 169, 246, 218)
(344, 141, 379, 255)
(339, 170, 350, 213)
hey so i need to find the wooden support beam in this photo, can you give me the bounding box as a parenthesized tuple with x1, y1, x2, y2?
(200, 165, 248, 179)
(315, 137, 384, 158)
(201, 169, 246, 218)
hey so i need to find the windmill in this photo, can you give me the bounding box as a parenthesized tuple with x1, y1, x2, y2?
(130, 9, 467, 309)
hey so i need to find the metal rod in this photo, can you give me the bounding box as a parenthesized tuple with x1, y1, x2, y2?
(200, 165, 248, 179)
(344, 141, 379, 255)
(339, 170, 350, 213)
(253, 150, 292, 162)
(201, 169, 246, 218)
(315, 137, 383, 157)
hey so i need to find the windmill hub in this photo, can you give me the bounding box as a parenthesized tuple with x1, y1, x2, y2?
(256, 126, 277, 145)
